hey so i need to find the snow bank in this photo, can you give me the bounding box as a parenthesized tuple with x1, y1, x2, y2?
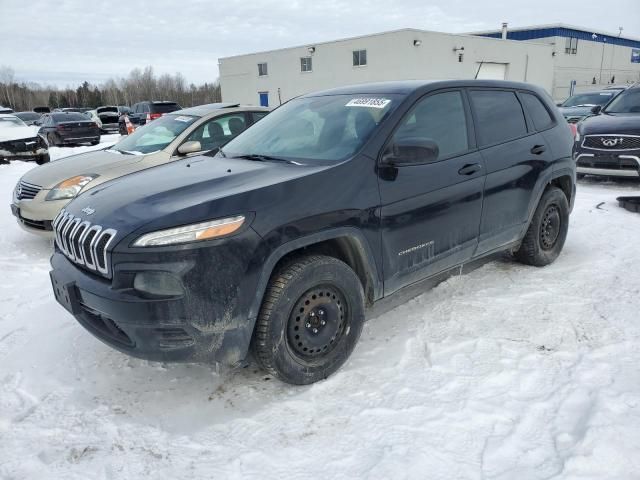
(1, 143, 639, 479)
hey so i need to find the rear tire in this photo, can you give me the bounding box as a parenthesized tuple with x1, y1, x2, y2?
(251, 255, 365, 385)
(514, 187, 569, 267)
(90, 139, 100, 146)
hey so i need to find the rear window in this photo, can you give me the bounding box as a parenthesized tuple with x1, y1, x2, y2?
(52, 113, 88, 122)
(151, 103, 180, 113)
(470, 90, 528, 146)
(520, 93, 554, 131)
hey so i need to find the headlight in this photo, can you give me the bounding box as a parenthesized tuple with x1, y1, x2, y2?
(132, 215, 246, 247)
(45, 174, 98, 201)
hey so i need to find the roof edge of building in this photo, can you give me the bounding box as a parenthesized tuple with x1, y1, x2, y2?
(218, 27, 551, 63)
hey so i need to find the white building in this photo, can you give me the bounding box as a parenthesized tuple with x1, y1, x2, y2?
(471, 24, 640, 99)
(219, 28, 554, 107)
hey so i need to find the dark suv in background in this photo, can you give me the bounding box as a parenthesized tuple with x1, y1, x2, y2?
(574, 84, 640, 178)
(119, 101, 182, 133)
(49, 80, 574, 384)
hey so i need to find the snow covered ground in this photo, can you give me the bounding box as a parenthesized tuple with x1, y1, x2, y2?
(1, 138, 639, 479)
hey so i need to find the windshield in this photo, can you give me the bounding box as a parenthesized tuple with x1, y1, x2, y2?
(222, 94, 400, 162)
(604, 88, 640, 114)
(112, 114, 198, 154)
(562, 92, 615, 107)
(0, 116, 26, 128)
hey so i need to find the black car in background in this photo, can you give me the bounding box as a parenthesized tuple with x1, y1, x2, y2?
(574, 84, 640, 178)
(36, 112, 101, 146)
(14, 111, 43, 126)
(50, 80, 575, 384)
(119, 101, 181, 134)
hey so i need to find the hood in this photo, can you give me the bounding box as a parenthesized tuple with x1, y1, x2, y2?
(0, 126, 40, 142)
(20, 149, 146, 188)
(578, 113, 640, 136)
(62, 155, 330, 238)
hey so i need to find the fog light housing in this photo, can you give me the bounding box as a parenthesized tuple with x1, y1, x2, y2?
(133, 271, 184, 297)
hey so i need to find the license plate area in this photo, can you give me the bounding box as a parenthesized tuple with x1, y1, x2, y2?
(50, 272, 80, 314)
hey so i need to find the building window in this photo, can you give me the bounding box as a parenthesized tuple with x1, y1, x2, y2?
(353, 49, 367, 67)
(300, 56, 312, 72)
(564, 37, 578, 54)
(258, 63, 268, 76)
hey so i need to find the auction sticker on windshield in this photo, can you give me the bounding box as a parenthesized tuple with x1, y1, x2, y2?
(174, 116, 195, 123)
(345, 98, 391, 109)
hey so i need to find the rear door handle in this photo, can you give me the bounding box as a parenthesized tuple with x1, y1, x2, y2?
(458, 163, 482, 176)
(531, 145, 546, 155)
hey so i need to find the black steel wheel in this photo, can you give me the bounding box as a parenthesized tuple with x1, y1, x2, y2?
(539, 205, 561, 250)
(287, 285, 347, 359)
(251, 255, 365, 385)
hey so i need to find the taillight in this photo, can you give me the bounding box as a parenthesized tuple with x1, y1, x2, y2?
(89, 122, 98, 128)
(57, 124, 70, 131)
(568, 123, 577, 138)
(149, 113, 162, 120)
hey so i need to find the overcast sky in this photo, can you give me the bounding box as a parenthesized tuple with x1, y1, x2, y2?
(2, 0, 639, 87)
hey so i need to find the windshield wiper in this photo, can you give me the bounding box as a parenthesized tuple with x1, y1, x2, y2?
(231, 154, 302, 165)
(106, 148, 134, 155)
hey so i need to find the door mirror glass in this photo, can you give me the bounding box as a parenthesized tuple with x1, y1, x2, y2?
(177, 140, 202, 155)
(384, 137, 439, 165)
(591, 105, 602, 115)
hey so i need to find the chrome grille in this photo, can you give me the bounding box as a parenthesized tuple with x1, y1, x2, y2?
(16, 181, 42, 200)
(582, 135, 640, 151)
(52, 209, 117, 277)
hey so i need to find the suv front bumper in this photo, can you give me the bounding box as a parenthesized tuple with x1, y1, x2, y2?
(49, 231, 261, 365)
(575, 152, 640, 177)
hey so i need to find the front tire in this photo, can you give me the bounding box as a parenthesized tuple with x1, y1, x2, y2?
(515, 187, 569, 266)
(36, 153, 50, 165)
(251, 255, 365, 385)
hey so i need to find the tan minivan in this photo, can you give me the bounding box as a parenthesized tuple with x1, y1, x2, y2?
(11, 104, 270, 236)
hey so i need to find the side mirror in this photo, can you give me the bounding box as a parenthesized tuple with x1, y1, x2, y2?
(591, 105, 602, 115)
(177, 140, 202, 155)
(33, 120, 41, 126)
(556, 102, 563, 107)
(383, 137, 439, 166)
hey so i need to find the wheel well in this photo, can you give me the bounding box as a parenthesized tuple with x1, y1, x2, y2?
(549, 175, 572, 204)
(272, 237, 376, 305)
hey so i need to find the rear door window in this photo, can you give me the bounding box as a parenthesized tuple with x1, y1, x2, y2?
(520, 92, 554, 131)
(469, 90, 528, 146)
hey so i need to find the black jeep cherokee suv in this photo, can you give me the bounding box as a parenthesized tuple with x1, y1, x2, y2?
(574, 84, 640, 178)
(49, 80, 575, 384)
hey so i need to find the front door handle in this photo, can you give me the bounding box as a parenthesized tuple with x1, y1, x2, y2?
(458, 163, 482, 176)
(531, 144, 546, 155)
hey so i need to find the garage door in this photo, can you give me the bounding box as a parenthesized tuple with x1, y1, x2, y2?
(475, 62, 507, 80)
